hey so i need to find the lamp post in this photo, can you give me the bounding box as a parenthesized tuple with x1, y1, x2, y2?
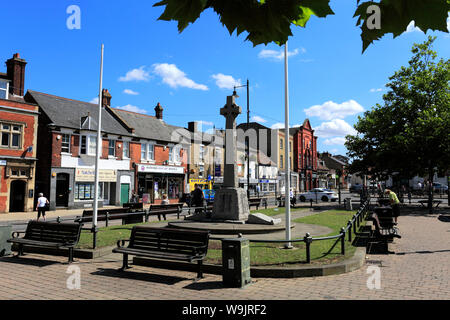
(234, 80, 250, 199)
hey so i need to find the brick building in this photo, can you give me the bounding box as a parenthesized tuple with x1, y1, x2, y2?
(0, 53, 39, 213)
(25, 89, 136, 210)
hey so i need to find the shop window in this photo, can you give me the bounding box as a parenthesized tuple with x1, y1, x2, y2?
(0, 123, 22, 149)
(61, 134, 71, 153)
(74, 182, 103, 200)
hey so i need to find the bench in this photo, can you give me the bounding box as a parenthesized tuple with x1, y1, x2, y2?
(76, 208, 145, 226)
(123, 202, 144, 211)
(248, 198, 262, 210)
(113, 227, 210, 279)
(148, 203, 184, 221)
(7, 221, 83, 263)
(418, 200, 442, 208)
(368, 207, 401, 252)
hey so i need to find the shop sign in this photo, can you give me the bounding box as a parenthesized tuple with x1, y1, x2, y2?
(138, 164, 184, 174)
(0, 160, 6, 166)
(75, 169, 117, 182)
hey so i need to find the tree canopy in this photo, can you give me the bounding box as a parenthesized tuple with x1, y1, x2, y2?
(345, 36, 449, 188)
(154, 0, 450, 52)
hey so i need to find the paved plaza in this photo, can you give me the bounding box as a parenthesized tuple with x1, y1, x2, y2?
(0, 207, 449, 301)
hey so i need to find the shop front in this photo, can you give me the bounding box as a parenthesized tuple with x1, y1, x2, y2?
(137, 164, 185, 204)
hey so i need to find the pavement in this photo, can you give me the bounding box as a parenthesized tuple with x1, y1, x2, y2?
(0, 205, 449, 300)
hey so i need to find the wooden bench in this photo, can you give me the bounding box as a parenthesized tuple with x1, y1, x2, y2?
(123, 202, 144, 211)
(76, 208, 145, 225)
(7, 221, 83, 263)
(112, 227, 210, 279)
(248, 198, 262, 210)
(418, 200, 442, 208)
(148, 203, 184, 221)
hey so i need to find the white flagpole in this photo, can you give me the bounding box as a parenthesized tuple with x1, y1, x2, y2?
(93, 44, 104, 248)
(284, 41, 292, 249)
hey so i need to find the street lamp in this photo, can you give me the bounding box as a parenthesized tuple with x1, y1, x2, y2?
(234, 80, 250, 199)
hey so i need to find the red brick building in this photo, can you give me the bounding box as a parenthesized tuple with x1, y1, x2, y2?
(292, 119, 319, 191)
(0, 53, 39, 213)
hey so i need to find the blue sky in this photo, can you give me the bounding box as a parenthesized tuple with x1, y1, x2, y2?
(1, 0, 449, 156)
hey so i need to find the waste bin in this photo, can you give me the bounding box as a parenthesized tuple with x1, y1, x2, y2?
(221, 238, 251, 288)
(345, 198, 353, 211)
(0, 225, 12, 257)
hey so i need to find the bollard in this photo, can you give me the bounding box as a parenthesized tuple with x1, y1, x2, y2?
(340, 227, 346, 255)
(304, 233, 312, 264)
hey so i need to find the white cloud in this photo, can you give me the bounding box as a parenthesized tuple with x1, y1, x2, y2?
(119, 66, 151, 82)
(251, 115, 267, 123)
(197, 120, 214, 127)
(152, 63, 208, 91)
(212, 73, 241, 90)
(116, 104, 147, 114)
(90, 97, 99, 104)
(123, 89, 139, 95)
(406, 21, 422, 33)
(304, 100, 364, 121)
(323, 137, 347, 145)
(314, 119, 357, 138)
(258, 48, 304, 61)
(270, 123, 286, 129)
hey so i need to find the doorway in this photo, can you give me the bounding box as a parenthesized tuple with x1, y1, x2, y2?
(56, 173, 70, 207)
(9, 180, 26, 212)
(120, 184, 130, 205)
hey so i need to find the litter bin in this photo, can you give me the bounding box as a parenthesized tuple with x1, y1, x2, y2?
(0, 225, 12, 257)
(221, 238, 251, 288)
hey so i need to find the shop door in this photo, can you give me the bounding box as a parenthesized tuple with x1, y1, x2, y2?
(9, 180, 26, 212)
(120, 184, 130, 205)
(56, 173, 70, 207)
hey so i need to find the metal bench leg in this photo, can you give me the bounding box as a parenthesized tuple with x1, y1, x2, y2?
(16, 244, 24, 257)
(119, 254, 130, 271)
(195, 260, 204, 281)
(157, 214, 161, 221)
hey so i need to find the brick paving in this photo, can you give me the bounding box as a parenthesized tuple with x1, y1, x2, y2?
(0, 211, 449, 300)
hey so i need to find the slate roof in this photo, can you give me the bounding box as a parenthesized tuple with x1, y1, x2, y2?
(112, 108, 189, 144)
(26, 90, 132, 136)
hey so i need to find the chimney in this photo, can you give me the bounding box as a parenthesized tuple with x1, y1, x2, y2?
(6, 53, 27, 97)
(102, 89, 111, 107)
(188, 121, 198, 133)
(155, 102, 163, 120)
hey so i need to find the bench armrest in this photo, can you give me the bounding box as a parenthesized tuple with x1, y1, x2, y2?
(193, 244, 208, 255)
(117, 239, 130, 248)
(11, 231, 25, 239)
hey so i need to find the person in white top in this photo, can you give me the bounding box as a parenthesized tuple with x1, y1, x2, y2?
(36, 193, 49, 221)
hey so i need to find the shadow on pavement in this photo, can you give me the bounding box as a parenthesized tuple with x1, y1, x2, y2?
(183, 280, 224, 291)
(395, 249, 450, 255)
(91, 267, 187, 285)
(0, 255, 60, 267)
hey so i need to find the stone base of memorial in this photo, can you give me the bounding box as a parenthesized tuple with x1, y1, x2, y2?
(211, 187, 250, 222)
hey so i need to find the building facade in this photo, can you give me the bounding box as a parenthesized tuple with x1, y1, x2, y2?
(0, 54, 38, 213)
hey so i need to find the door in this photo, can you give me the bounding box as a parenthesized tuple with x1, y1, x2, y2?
(9, 180, 26, 212)
(56, 173, 70, 207)
(120, 184, 130, 205)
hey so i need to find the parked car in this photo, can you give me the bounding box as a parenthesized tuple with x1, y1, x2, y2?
(298, 188, 338, 202)
(349, 184, 363, 194)
(433, 182, 448, 193)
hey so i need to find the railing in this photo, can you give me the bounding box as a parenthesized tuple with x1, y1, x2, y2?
(211, 197, 372, 264)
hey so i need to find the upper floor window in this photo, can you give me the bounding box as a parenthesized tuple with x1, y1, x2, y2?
(108, 140, 115, 157)
(0, 81, 8, 100)
(80, 135, 97, 155)
(1, 123, 22, 149)
(141, 142, 154, 161)
(199, 145, 205, 162)
(172, 145, 181, 163)
(61, 134, 71, 153)
(280, 155, 283, 168)
(122, 141, 130, 158)
(280, 139, 283, 149)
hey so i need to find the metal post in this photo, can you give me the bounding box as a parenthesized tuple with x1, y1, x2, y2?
(284, 42, 291, 249)
(348, 221, 352, 242)
(247, 79, 250, 200)
(304, 233, 312, 263)
(340, 227, 346, 255)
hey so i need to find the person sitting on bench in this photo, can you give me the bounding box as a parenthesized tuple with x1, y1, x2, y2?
(385, 189, 400, 224)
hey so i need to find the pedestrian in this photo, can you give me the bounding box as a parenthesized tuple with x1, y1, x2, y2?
(161, 194, 170, 205)
(36, 193, 49, 222)
(191, 184, 205, 213)
(385, 189, 400, 224)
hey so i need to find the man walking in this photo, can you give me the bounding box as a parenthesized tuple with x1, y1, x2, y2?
(385, 189, 400, 224)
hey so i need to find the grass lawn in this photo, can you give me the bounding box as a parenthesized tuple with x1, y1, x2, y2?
(77, 209, 365, 266)
(250, 207, 308, 217)
(204, 210, 365, 266)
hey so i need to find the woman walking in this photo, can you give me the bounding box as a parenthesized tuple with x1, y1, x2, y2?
(36, 193, 49, 221)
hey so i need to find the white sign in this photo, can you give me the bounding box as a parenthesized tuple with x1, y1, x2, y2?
(0, 160, 6, 166)
(75, 169, 117, 182)
(138, 164, 184, 174)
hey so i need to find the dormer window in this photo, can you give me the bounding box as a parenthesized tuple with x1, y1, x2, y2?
(0, 80, 9, 100)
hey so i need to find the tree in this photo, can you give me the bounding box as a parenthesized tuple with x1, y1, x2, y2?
(345, 36, 450, 213)
(153, 0, 449, 52)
